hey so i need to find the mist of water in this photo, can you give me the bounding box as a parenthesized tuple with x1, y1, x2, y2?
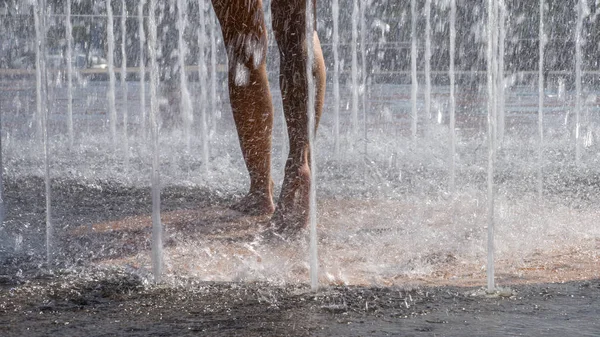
(6, 0, 600, 290)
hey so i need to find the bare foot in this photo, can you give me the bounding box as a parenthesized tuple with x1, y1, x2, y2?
(269, 165, 310, 237)
(231, 191, 275, 216)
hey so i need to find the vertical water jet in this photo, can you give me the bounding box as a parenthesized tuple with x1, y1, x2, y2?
(177, 0, 193, 152)
(574, 0, 585, 164)
(107, 0, 118, 147)
(121, 0, 129, 162)
(209, 12, 218, 135)
(35, 0, 53, 265)
(449, 0, 456, 193)
(138, 0, 147, 138)
(198, 0, 209, 171)
(33, 2, 43, 142)
(424, 0, 431, 121)
(306, 0, 318, 290)
(538, 0, 545, 199)
(497, 1, 506, 146)
(332, 0, 340, 161)
(486, 0, 498, 292)
(148, 0, 163, 283)
(351, 0, 359, 137)
(65, 0, 74, 149)
(360, 0, 368, 166)
(411, 0, 418, 141)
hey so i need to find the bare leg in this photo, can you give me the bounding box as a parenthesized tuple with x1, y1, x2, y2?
(212, 0, 275, 216)
(270, 0, 326, 234)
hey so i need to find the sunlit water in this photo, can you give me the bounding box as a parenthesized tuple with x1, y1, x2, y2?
(1, 78, 599, 287)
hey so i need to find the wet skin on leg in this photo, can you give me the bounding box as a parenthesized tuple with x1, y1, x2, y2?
(211, 0, 275, 216)
(211, 0, 325, 234)
(270, 0, 326, 234)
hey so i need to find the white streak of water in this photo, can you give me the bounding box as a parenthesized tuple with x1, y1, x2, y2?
(497, 1, 506, 146)
(486, 0, 498, 292)
(138, 0, 147, 139)
(575, 0, 584, 164)
(33, 3, 43, 141)
(538, 0, 545, 199)
(198, 0, 209, 172)
(424, 0, 432, 121)
(351, 0, 359, 137)
(65, 0, 74, 149)
(148, 0, 163, 283)
(449, 0, 456, 193)
(35, 0, 53, 265)
(411, 0, 418, 141)
(209, 12, 218, 134)
(177, 0, 193, 151)
(332, 0, 340, 161)
(306, 0, 318, 291)
(360, 0, 368, 167)
(121, 0, 129, 163)
(107, 0, 117, 147)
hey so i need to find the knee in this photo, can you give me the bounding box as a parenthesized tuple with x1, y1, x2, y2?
(226, 31, 267, 68)
(222, 30, 267, 87)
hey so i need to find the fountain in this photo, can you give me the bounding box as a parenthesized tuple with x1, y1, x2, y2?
(1, 0, 600, 312)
